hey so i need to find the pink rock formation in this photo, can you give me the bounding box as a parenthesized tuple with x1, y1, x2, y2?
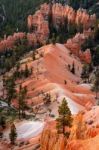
(27, 33, 37, 46)
(0, 32, 26, 53)
(65, 31, 92, 63)
(27, 3, 96, 45)
(40, 110, 99, 150)
(27, 10, 49, 44)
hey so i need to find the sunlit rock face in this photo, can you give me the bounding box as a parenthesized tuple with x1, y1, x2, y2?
(27, 33, 37, 46)
(40, 121, 66, 150)
(0, 32, 26, 53)
(27, 3, 96, 50)
(27, 3, 96, 32)
(27, 9, 49, 44)
(40, 111, 99, 150)
(65, 31, 92, 63)
(0, 3, 96, 56)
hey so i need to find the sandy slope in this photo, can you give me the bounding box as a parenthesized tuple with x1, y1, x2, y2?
(4, 121, 44, 140)
(17, 43, 95, 115)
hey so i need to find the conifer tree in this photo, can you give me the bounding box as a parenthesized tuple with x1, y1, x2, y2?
(81, 64, 90, 83)
(51, 33, 56, 45)
(24, 64, 30, 78)
(0, 116, 6, 129)
(32, 51, 36, 61)
(71, 62, 75, 74)
(9, 123, 17, 145)
(92, 71, 99, 100)
(43, 93, 51, 105)
(18, 85, 27, 119)
(56, 98, 72, 136)
(5, 76, 16, 106)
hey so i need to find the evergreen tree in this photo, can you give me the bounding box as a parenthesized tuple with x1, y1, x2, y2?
(24, 64, 30, 78)
(43, 93, 51, 105)
(71, 62, 75, 74)
(32, 51, 36, 61)
(93, 46, 99, 66)
(5, 76, 16, 106)
(51, 33, 56, 45)
(0, 116, 6, 129)
(18, 85, 27, 119)
(9, 123, 17, 145)
(81, 64, 90, 83)
(92, 71, 99, 100)
(56, 98, 72, 136)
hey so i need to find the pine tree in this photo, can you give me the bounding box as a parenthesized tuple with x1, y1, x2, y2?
(32, 51, 36, 61)
(9, 123, 17, 145)
(0, 116, 6, 129)
(92, 71, 99, 100)
(56, 98, 72, 136)
(51, 33, 56, 45)
(18, 85, 27, 119)
(43, 93, 51, 105)
(5, 76, 16, 106)
(71, 62, 75, 74)
(81, 64, 90, 83)
(24, 64, 30, 78)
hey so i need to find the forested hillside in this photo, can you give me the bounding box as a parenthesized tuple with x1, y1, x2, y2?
(0, 0, 48, 37)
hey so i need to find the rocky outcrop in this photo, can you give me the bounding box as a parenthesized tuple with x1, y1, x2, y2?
(0, 32, 26, 53)
(27, 10, 49, 44)
(65, 31, 92, 63)
(40, 129, 66, 150)
(28, 3, 96, 33)
(27, 3, 95, 63)
(0, 3, 96, 57)
(40, 112, 99, 150)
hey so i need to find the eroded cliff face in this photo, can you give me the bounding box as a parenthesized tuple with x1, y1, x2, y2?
(0, 32, 26, 53)
(40, 112, 99, 150)
(0, 3, 96, 62)
(27, 3, 95, 63)
(28, 3, 96, 33)
(65, 31, 92, 63)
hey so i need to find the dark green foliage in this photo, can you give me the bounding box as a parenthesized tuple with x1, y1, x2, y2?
(92, 70, 99, 100)
(14, 63, 32, 80)
(9, 123, 17, 145)
(93, 46, 99, 66)
(43, 93, 51, 105)
(4, 76, 16, 106)
(50, 33, 56, 45)
(88, 2, 99, 18)
(32, 51, 36, 61)
(0, 0, 49, 37)
(69, 0, 98, 9)
(56, 98, 72, 136)
(0, 36, 32, 74)
(0, 116, 6, 129)
(81, 64, 90, 83)
(18, 85, 27, 119)
(94, 27, 99, 42)
(24, 64, 30, 78)
(81, 29, 99, 67)
(71, 62, 75, 74)
(81, 37, 95, 52)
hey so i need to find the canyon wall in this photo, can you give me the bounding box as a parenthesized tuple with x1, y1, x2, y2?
(27, 3, 95, 64)
(40, 113, 99, 150)
(0, 3, 96, 63)
(28, 3, 96, 32)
